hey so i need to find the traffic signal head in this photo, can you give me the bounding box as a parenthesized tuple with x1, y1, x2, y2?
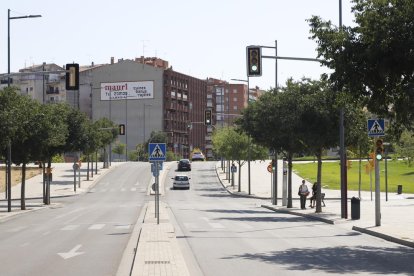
(119, 124, 125, 135)
(204, 110, 212, 126)
(376, 139, 384, 160)
(246, 46, 262, 77)
(65, 63, 79, 90)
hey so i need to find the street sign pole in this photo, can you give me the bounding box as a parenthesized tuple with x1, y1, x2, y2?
(375, 148, 381, 226)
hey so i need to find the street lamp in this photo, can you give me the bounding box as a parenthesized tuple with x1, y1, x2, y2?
(143, 103, 152, 143)
(6, 9, 41, 212)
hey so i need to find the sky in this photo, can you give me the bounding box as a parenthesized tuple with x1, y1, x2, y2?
(1, 0, 355, 90)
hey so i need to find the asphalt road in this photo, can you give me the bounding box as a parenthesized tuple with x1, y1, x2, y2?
(0, 162, 151, 276)
(166, 161, 414, 276)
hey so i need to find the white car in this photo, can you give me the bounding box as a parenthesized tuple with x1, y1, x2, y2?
(172, 175, 190, 190)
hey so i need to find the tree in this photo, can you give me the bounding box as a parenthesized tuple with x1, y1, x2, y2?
(213, 126, 269, 193)
(112, 141, 126, 160)
(395, 130, 414, 166)
(308, 0, 414, 132)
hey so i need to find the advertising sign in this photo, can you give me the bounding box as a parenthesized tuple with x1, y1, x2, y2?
(100, 81, 154, 100)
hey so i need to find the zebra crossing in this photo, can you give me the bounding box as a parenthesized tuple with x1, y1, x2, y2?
(89, 187, 147, 193)
(182, 216, 255, 231)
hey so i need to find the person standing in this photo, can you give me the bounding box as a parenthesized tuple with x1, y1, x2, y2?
(298, 180, 309, 209)
(309, 182, 318, 208)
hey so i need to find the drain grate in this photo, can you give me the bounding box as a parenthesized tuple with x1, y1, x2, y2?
(145, 261, 171, 264)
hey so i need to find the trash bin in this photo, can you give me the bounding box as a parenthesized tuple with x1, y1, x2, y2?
(397, 185, 403, 194)
(351, 197, 360, 220)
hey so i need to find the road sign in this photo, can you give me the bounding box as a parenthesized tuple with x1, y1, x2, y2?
(367, 119, 385, 137)
(148, 143, 166, 161)
(267, 164, 273, 173)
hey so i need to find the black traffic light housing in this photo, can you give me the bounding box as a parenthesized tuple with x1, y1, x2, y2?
(119, 124, 126, 135)
(376, 139, 384, 160)
(65, 63, 79, 90)
(204, 109, 212, 126)
(247, 46, 262, 77)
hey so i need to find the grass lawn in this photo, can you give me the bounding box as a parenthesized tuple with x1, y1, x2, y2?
(292, 160, 414, 194)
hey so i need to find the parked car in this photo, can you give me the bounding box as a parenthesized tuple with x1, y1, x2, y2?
(172, 175, 190, 189)
(177, 159, 191, 171)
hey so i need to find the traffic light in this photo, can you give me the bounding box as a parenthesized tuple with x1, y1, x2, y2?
(271, 159, 276, 170)
(376, 139, 384, 160)
(119, 124, 125, 135)
(65, 63, 79, 90)
(204, 109, 212, 126)
(246, 46, 262, 77)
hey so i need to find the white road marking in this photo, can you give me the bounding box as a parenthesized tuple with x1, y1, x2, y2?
(88, 224, 105, 230)
(7, 226, 27, 232)
(42, 231, 51, 236)
(131, 188, 137, 192)
(54, 208, 83, 219)
(61, 225, 80, 231)
(209, 223, 225, 229)
(58, 244, 85, 260)
(20, 242, 30, 247)
(121, 188, 126, 192)
(183, 222, 199, 229)
(115, 224, 131, 230)
(100, 189, 107, 192)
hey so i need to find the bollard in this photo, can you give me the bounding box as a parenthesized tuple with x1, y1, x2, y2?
(351, 197, 360, 220)
(397, 185, 402, 195)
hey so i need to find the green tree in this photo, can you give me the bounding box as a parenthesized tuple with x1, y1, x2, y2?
(308, 0, 414, 132)
(395, 130, 414, 166)
(238, 84, 306, 207)
(212, 127, 267, 192)
(112, 141, 126, 161)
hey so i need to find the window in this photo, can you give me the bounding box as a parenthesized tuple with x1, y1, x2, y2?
(233, 106, 238, 110)
(233, 97, 238, 102)
(233, 89, 237, 94)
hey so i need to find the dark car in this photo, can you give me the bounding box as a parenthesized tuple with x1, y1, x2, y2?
(177, 159, 191, 171)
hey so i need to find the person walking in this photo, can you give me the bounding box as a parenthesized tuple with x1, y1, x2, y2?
(298, 180, 309, 209)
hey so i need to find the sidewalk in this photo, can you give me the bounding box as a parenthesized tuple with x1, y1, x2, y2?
(216, 160, 414, 249)
(0, 162, 123, 221)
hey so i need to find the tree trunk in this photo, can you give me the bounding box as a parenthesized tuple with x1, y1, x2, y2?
(315, 151, 323, 213)
(87, 155, 90, 181)
(238, 160, 242, 192)
(21, 163, 26, 210)
(287, 152, 293, 208)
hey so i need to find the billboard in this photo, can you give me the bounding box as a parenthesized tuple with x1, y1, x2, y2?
(100, 81, 154, 100)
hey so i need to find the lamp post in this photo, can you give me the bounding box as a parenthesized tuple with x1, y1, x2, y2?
(6, 9, 41, 212)
(143, 104, 152, 144)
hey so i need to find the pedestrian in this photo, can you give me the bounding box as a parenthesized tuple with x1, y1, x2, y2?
(298, 180, 309, 209)
(309, 182, 318, 208)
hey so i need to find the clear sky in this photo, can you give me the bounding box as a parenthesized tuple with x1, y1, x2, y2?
(1, 0, 355, 90)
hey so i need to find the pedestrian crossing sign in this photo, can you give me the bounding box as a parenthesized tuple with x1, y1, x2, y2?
(367, 119, 385, 137)
(148, 143, 166, 161)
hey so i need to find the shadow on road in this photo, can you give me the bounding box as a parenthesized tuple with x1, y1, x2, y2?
(221, 246, 414, 274)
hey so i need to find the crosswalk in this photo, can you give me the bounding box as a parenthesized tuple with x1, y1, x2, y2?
(89, 187, 147, 193)
(6, 223, 133, 233)
(182, 216, 255, 231)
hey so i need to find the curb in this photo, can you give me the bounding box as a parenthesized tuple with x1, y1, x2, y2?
(116, 202, 147, 276)
(352, 226, 414, 249)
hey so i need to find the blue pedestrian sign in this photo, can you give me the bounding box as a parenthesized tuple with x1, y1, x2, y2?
(148, 143, 167, 161)
(367, 119, 385, 137)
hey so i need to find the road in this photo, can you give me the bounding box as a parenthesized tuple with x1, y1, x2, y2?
(1, 161, 414, 276)
(166, 161, 414, 276)
(0, 163, 151, 276)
